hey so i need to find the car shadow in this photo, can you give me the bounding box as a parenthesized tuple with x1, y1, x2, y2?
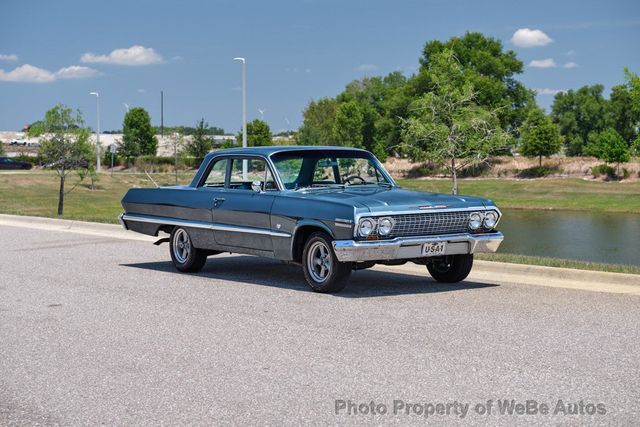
(122, 256, 498, 298)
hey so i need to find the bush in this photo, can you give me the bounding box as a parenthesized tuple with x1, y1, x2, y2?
(407, 162, 445, 177)
(12, 154, 42, 165)
(458, 162, 491, 178)
(591, 164, 617, 179)
(102, 148, 122, 167)
(622, 168, 630, 180)
(516, 165, 561, 178)
(133, 155, 201, 172)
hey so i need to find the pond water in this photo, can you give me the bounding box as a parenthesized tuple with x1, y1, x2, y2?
(497, 209, 640, 266)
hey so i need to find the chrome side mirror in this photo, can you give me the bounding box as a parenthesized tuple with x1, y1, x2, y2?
(251, 180, 263, 193)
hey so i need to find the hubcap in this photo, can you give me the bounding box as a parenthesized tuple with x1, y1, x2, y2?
(173, 228, 191, 263)
(307, 241, 332, 283)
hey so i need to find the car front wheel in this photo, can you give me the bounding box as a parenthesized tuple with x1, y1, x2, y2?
(302, 232, 351, 293)
(169, 227, 207, 272)
(426, 254, 473, 283)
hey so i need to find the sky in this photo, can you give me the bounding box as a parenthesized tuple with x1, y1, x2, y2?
(1, 0, 639, 134)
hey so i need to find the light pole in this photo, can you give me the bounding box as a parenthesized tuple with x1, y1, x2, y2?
(89, 92, 101, 172)
(233, 57, 247, 180)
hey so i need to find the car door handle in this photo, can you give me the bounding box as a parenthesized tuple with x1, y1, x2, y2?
(213, 197, 225, 208)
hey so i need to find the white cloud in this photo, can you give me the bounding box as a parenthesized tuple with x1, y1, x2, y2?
(511, 28, 553, 48)
(81, 45, 164, 65)
(0, 53, 18, 61)
(137, 88, 146, 93)
(563, 61, 578, 69)
(0, 64, 55, 83)
(535, 88, 565, 95)
(55, 65, 99, 79)
(566, 50, 576, 56)
(0, 63, 98, 83)
(529, 58, 557, 68)
(356, 63, 378, 71)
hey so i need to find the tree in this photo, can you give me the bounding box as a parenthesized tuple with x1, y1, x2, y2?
(416, 32, 535, 134)
(297, 98, 338, 146)
(237, 119, 272, 146)
(169, 132, 185, 184)
(332, 101, 364, 148)
(185, 118, 212, 163)
(121, 107, 157, 160)
(401, 50, 511, 194)
(28, 104, 92, 215)
(597, 128, 630, 176)
(551, 85, 609, 155)
(519, 108, 562, 166)
(0, 142, 5, 156)
(609, 85, 638, 144)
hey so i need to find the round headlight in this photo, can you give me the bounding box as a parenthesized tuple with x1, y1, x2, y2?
(483, 211, 498, 229)
(378, 218, 394, 235)
(468, 212, 483, 230)
(358, 218, 375, 236)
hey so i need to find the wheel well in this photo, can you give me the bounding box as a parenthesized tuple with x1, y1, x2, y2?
(292, 225, 329, 262)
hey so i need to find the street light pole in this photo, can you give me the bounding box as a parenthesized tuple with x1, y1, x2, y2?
(89, 92, 101, 172)
(233, 57, 247, 180)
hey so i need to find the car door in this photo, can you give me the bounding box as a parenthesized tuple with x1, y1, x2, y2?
(211, 156, 278, 252)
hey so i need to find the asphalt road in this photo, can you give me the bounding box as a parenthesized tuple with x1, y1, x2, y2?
(1, 225, 639, 425)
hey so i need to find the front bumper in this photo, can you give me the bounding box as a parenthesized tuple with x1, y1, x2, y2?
(332, 232, 503, 262)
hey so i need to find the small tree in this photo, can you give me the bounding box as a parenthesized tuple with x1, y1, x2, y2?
(519, 108, 562, 167)
(401, 50, 511, 194)
(169, 132, 185, 184)
(598, 128, 630, 176)
(0, 142, 5, 156)
(185, 118, 212, 163)
(237, 119, 272, 146)
(122, 107, 157, 157)
(29, 104, 92, 215)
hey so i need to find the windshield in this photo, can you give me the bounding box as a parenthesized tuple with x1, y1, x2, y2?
(270, 149, 393, 190)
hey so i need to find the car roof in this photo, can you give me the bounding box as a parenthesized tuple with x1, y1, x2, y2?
(206, 145, 370, 158)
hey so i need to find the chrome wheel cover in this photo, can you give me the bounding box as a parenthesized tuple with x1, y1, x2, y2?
(307, 241, 332, 283)
(172, 228, 191, 264)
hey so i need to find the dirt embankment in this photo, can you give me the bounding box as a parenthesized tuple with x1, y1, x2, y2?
(384, 156, 640, 181)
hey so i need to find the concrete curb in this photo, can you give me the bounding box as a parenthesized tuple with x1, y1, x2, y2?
(1, 213, 639, 295)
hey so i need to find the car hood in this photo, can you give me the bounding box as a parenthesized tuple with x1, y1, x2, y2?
(289, 186, 494, 213)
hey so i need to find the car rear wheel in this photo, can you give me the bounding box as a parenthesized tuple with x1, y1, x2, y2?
(302, 232, 351, 293)
(426, 254, 473, 283)
(169, 227, 207, 272)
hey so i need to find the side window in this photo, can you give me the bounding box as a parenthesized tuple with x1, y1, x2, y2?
(229, 158, 278, 191)
(203, 158, 228, 187)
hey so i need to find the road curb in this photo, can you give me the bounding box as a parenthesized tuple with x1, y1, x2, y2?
(1, 213, 638, 295)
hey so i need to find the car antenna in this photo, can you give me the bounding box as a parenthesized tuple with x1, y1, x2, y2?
(144, 171, 159, 188)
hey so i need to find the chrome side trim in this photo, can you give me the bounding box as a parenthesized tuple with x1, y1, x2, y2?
(121, 213, 292, 238)
(332, 232, 504, 262)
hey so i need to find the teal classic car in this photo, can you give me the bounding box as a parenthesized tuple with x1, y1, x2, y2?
(120, 146, 503, 293)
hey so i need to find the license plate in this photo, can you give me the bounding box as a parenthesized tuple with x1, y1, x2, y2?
(422, 242, 446, 256)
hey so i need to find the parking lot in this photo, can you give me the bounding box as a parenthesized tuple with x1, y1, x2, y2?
(1, 224, 639, 424)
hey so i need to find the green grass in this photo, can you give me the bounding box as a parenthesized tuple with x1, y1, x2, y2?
(0, 170, 196, 224)
(397, 178, 640, 213)
(477, 253, 640, 275)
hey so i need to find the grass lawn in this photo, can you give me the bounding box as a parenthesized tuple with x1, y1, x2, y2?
(0, 171, 196, 224)
(397, 178, 640, 213)
(476, 253, 640, 275)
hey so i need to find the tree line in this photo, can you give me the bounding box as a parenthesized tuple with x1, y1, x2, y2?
(297, 32, 640, 188)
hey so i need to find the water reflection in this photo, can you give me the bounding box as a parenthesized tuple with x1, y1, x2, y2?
(497, 210, 640, 266)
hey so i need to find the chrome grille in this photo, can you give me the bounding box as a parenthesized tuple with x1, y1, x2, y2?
(382, 211, 470, 239)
